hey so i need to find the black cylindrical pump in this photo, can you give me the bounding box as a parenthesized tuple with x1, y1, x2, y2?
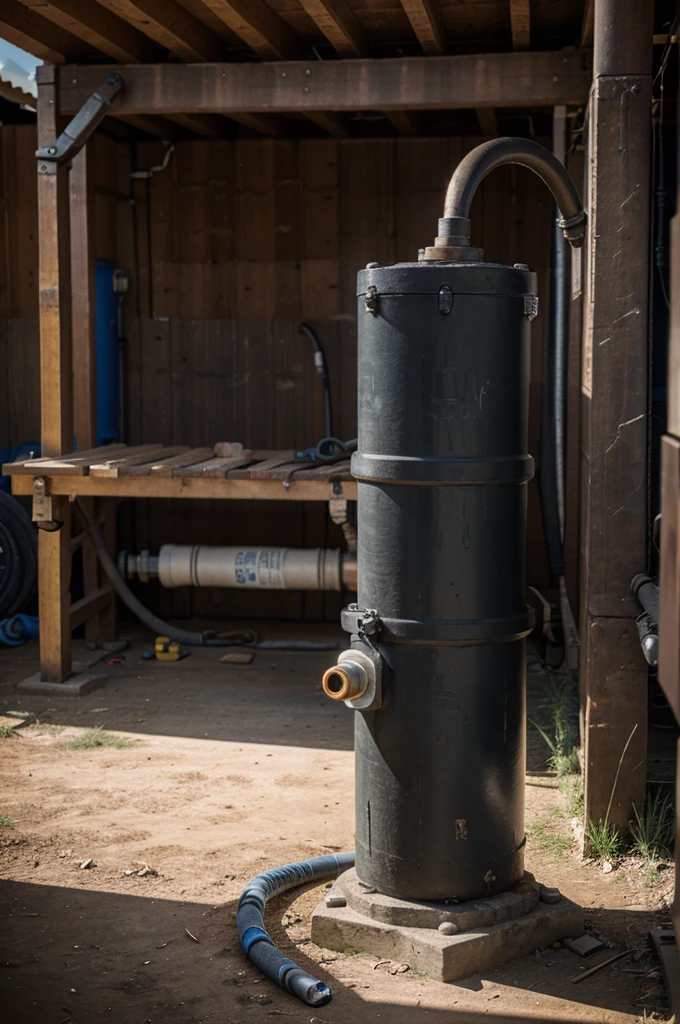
(323, 138, 586, 904)
(353, 260, 535, 900)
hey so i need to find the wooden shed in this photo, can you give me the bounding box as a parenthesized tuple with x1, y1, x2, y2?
(0, 0, 668, 832)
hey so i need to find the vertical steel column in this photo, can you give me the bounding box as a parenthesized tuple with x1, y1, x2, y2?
(580, 0, 653, 826)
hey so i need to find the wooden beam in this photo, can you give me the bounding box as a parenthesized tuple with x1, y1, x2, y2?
(305, 111, 350, 136)
(96, 0, 223, 61)
(476, 107, 498, 135)
(60, 51, 592, 116)
(70, 144, 97, 451)
(298, 0, 367, 56)
(200, 0, 301, 60)
(580, 0, 653, 828)
(400, 0, 446, 55)
(36, 64, 73, 682)
(509, 0, 530, 50)
(0, 0, 84, 63)
(385, 110, 419, 136)
(20, 0, 158, 62)
(10, 473, 358, 502)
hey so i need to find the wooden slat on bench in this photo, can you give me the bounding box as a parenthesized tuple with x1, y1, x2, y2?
(4, 443, 129, 476)
(264, 461, 316, 481)
(298, 459, 353, 481)
(117, 447, 192, 476)
(229, 451, 296, 479)
(145, 447, 215, 476)
(179, 456, 254, 478)
(88, 445, 165, 477)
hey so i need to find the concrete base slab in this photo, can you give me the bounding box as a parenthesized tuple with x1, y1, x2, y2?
(16, 673, 105, 697)
(312, 872, 584, 982)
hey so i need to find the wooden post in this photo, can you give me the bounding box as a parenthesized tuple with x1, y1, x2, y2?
(580, 0, 653, 827)
(70, 143, 96, 450)
(37, 63, 73, 681)
(69, 143, 118, 645)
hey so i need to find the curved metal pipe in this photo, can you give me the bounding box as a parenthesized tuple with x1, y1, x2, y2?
(441, 138, 586, 249)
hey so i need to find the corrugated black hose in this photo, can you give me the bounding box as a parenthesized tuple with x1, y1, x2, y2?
(238, 852, 355, 1006)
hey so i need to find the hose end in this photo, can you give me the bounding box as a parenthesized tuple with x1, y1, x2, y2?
(286, 971, 332, 1006)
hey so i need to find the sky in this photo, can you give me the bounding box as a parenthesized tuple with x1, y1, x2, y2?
(0, 37, 40, 98)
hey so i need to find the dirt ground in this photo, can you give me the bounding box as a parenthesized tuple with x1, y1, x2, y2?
(0, 624, 675, 1024)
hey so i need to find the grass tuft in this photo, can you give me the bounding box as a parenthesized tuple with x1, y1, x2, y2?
(585, 819, 622, 862)
(560, 774, 585, 818)
(529, 674, 580, 778)
(529, 820, 573, 856)
(64, 727, 130, 750)
(0, 725, 14, 739)
(0, 814, 13, 827)
(629, 789, 675, 862)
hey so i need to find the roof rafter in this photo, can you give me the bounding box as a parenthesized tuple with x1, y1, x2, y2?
(386, 110, 420, 136)
(96, 0, 223, 61)
(1, 0, 85, 63)
(19, 0, 158, 62)
(298, 0, 367, 56)
(400, 0, 446, 55)
(199, 0, 301, 60)
(306, 110, 351, 136)
(509, 0, 530, 50)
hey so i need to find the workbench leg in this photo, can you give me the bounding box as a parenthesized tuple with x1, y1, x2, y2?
(97, 499, 118, 642)
(38, 499, 72, 682)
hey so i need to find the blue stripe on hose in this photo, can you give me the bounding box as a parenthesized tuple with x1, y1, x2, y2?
(241, 926, 272, 954)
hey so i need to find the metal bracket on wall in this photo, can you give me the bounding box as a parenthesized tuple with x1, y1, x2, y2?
(36, 74, 124, 174)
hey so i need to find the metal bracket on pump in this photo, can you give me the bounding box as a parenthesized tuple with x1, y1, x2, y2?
(36, 74, 124, 174)
(322, 604, 385, 710)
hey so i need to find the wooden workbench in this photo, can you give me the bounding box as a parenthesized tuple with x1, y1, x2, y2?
(4, 444, 356, 682)
(4, 444, 356, 502)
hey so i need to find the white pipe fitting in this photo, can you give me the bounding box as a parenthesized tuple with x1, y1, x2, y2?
(157, 545, 345, 591)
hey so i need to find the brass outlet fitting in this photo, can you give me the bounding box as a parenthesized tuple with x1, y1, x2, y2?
(322, 660, 368, 701)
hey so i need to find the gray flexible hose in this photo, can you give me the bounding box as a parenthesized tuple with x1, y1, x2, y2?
(75, 499, 337, 651)
(238, 852, 355, 1006)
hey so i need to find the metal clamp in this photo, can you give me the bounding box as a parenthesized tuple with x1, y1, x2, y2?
(36, 74, 123, 174)
(365, 285, 379, 315)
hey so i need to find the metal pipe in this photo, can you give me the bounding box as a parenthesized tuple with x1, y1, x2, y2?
(438, 138, 586, 252)
(552, 106, 568, 541)
(121, 545, 357, 591)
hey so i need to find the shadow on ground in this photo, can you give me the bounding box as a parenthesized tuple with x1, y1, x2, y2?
(0, 878, 665, 1024)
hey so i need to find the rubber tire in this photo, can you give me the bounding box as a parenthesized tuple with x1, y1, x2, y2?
(0, 491, 37, 617)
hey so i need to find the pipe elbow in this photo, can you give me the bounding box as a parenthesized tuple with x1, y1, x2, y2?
(438, 138, 586, 253)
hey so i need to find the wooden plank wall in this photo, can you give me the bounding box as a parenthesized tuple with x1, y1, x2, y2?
(0, 126, 556, 621)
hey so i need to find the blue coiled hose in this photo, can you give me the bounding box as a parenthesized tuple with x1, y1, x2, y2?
(238, 851, 355, 1006)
